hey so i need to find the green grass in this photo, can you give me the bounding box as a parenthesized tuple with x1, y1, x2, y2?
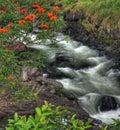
(66, 0, 120, 41)
(75, 0, 120, 29)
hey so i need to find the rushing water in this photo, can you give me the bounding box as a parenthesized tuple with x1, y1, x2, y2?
(30, 33, 120, 124)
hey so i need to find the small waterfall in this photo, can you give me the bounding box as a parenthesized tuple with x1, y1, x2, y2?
(29, 33, 120, 124)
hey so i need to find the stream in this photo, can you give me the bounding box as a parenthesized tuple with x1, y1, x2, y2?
(29, 33, 120, 124)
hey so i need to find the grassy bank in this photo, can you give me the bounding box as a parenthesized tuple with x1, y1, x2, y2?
(78, 0, 119, 28)
(62, 0, 120, 43)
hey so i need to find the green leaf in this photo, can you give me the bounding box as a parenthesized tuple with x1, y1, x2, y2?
(35, 107, 42, 116)
(14, 113, 19, 121)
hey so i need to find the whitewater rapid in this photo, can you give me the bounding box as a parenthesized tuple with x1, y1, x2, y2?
(28, 33, 120, 124)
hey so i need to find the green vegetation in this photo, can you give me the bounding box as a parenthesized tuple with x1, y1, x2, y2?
(112, 119, 120, 130)
(17, 49, 46, 68)
(0, 0, 64, 89)
(6, 101, 92, 130)
(0, 48, 19, 89)
(64, 0, 120, 43)
(5, 101, 120, 130)
(74, 0, 120, 30)
(11, 86, 36, 101)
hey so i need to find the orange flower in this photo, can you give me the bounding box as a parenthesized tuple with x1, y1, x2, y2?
(25, 16, 32, 21)
(40, 24, 49, 29)
(0, 28, 3, 33)
(49, 15, 58, 21)
(45, 25, 49, 29)
(20, 8, 27, 15)
(30, 14, 37, 19)
(40, 24, 45, 28)
(7, 75, 12, 80)
(0, 28, 9, 33)
(47, 12, 58, 21)
(53, 6, 60, 11)
(5, 47, 12, 51)
(25, 14, 37, 21)
(47, 12, 54, 18)
(7, 23, 13, 27)
(5, 47, 10, 50)
(37, 7, 45, 14)
(3, 28, 9, 32)
(18, 20, 26, 26)
(32, 3, 40, 9)
(0, 8, 6, 14)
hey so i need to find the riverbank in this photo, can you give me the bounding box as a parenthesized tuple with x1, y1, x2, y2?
(56, 0, 119, 65)
(62, 20, 120, 68)
(0, 66, 107, 130)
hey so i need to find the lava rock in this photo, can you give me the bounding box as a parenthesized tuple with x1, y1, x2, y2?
(55, 53, 71, 62)
(98, 96, 118, 112)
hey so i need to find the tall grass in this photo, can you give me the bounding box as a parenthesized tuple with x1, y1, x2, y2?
(73, 0, 120, 33)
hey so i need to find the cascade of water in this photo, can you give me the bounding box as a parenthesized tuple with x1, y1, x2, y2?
(29, 33, 120, 124)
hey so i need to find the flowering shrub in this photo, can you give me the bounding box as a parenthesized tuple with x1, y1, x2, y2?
(0, 0, 65, 89)
(0, 0, 64, 44)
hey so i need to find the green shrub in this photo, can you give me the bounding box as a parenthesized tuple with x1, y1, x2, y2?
(6, 101, 92, 130)
(111, 118, 120, 130)
(0, 48, 19, 89)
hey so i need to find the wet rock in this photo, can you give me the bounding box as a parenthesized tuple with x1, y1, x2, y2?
(20, 67, 42, 81)
(55, 52, 71, 62)
(27, 67, 39, 77)
(98, 96, 118, 112)
(20, 67, 29, 81)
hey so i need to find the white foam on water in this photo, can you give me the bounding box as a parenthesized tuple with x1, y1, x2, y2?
(26, 32, 120, 124)
(91, 109, 120, 124)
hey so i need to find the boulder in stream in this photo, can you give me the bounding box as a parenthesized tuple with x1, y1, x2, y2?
(98, 96, 118, 112)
